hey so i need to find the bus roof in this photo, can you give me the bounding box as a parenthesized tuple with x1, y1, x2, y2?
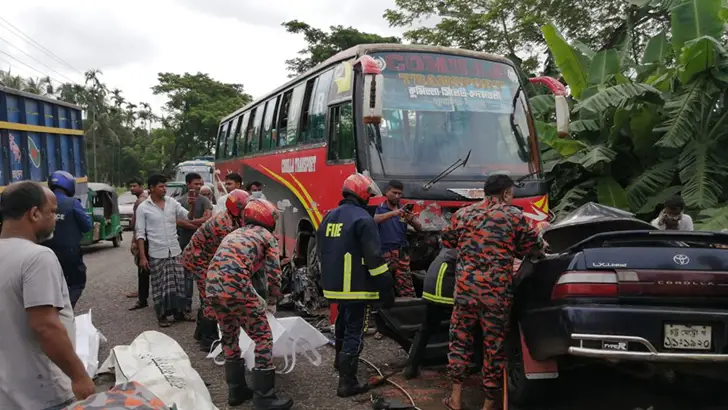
(221, 43, 514, 123)
(0, 85, 82, 111)
(176, 160, 214, 168)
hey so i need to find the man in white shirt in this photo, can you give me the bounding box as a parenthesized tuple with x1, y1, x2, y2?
(135, 174, 193, 327)
(0, 181, 95, 409)
(214, 172, 244, 215)
(651, 195, 694, 231)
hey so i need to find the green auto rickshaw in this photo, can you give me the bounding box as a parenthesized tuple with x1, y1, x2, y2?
(81, 182, 123, 247)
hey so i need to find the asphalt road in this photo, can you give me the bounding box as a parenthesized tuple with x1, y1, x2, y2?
(77, 238, 724, 410)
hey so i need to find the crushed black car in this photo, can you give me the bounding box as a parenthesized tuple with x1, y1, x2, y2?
(376, 203, 728, 406)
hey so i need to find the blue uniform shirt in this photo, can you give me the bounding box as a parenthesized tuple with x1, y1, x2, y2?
(375, 203, 408, 253)
(43, 191, 92, 286)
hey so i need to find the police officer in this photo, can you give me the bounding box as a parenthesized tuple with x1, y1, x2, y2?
(317, 173, 395, 398)
(44, 171, 92, 308)
(402, 246, 456, 379)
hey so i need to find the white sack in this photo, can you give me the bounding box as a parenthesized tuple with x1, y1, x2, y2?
(74, 310, 106, 377)
(98, 330, 217, 410)
(206, 313, 328, 373)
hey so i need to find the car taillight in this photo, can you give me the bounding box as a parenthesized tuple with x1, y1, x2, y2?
(551, 271, 618, 300)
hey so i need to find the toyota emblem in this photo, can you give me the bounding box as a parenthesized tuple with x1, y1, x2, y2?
(673, 254, 690, 265)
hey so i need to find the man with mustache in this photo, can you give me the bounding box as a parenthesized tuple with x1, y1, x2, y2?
(0, 181, 95, 409)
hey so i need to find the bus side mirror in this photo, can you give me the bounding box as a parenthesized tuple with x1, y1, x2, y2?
(528, 76, 570, 138)
(555, 95, 569, 138)
(356, 55, 384, 125)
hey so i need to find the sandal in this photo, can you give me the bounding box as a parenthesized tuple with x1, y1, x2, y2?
(442, 396, 461, 410)
(158, 318, 172, 328)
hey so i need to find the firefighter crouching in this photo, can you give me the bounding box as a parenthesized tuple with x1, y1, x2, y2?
(180, 189, 250, 352)
(205, 199, 293, 410)
(403, 246, 456, 379)
(317, 173, 396, 398)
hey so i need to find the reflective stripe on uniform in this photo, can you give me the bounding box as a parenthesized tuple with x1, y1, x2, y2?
(423, 262, 453, 305)
(324, 252, 380, 300)
(369, 263, 388, 276)
(422, 292, 453, 304)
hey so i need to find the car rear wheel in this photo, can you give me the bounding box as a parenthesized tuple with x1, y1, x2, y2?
(507, 327, 556, 407)
(112, 233, 121, 248)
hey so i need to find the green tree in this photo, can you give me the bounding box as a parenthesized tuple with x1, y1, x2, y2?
(535, 0, 728, 230)
(384, 0, 669, 75)
(151, 72, 252, 170)
(282, 20, 401, 76)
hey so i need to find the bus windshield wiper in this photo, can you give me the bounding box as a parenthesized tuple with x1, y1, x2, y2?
(422, 149, 472, 191)
(514, 169, 544, 187)
(368, 124, 387, 175)
(510, 85, 532, 166)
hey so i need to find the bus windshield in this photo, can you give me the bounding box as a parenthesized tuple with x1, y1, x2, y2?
(366, 52, 534, 178)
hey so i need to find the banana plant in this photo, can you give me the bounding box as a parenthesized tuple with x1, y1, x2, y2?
(537, 0, 728, 227)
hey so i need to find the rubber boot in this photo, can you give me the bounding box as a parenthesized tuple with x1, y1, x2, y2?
(251, 368, 293, 410)
(224, 359, 254, 406)
(337, 352, 369, 397)
(403, 329, 426, 379)
(193, 309, 203, 341)
(198, 318, 219, 352)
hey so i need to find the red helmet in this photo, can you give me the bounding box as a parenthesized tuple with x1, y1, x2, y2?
(225, 189, 250, 217)
(243, 199, 278, 230)
(342, 173, 382, 203)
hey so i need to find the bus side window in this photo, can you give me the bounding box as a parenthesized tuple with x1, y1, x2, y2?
(327, 102, 354, 162)
(282, 84, 306, 147)
(247, 106, 264, 154)
(277, 90, 293, 147)
(309, 69, 334, 142)
(298, 78, 317, 143)
(262, 97, 280, 151)
(236, 111, 251, 156)
(218, 122, 231, 159)
(225, 115, 241, 158)
(215, 124, 225, 160)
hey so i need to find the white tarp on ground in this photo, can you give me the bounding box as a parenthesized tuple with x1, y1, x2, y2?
(206, 313, 329, 373)
(98, 331, 217, 410)
(74, 311, 106, 377)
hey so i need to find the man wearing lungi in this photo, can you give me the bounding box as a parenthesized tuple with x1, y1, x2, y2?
(135, 173, 194, 328)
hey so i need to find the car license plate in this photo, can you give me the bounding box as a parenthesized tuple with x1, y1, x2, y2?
(663, 324, 711, 350)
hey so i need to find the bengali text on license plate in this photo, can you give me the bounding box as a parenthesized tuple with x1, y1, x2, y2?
(663, 324, 712, 350)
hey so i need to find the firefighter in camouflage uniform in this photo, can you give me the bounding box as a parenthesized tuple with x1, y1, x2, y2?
(318, 173, 395, 398)
(181, 189, 250, 352)
(206, 198, 293, 410)
(441, 174, 545, 410)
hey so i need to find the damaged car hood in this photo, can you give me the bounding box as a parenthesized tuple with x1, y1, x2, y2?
(542, 202, 655, 253)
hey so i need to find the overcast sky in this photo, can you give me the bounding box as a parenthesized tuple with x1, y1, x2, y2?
(1, 0, 405, 112)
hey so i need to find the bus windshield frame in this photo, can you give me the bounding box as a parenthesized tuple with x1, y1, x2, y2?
(364, 51, 537, 180)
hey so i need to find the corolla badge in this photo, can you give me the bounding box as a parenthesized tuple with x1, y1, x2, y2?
(673, 254, 690, 265)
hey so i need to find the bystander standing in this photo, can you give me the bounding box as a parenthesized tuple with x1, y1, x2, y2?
(0, 181, 95, 409)
(135, 174, 194, 327)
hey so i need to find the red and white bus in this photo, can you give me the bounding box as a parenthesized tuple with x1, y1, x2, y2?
(215, 44, 569, 277)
